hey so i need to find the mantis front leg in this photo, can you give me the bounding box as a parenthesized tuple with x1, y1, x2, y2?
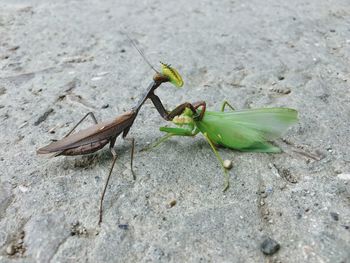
(142, 127, 198, 151)
(149, 93, 206, 121)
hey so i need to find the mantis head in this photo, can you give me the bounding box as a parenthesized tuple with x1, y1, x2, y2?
(172, 108, 195, 128)
(126, 34, 184, 88)
(160, 62, 184, 88)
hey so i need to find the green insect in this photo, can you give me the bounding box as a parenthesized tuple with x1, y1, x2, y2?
(160, 62, 183, 88)
(147, 101, 298, 191)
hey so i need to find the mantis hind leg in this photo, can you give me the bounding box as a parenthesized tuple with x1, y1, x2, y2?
(52, 112, 99, 157)
(203, 133, 230, 192)
(65, 112, 98, 137)
(221, 101, 236, 112)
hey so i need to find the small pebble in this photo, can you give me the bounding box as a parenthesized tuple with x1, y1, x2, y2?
(223, 159, 233, 169)
(330, 212, 339, 221)
(6, 244, 16, 255)
(260, 237, 280, 255)
(169, 200, 177, 208)
(101, 104, 109, 109)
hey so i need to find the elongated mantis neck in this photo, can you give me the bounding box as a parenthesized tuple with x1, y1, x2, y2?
(132, 73, 170, 114)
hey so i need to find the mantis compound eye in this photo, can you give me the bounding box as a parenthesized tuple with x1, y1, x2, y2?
(160, 62, 184, 88)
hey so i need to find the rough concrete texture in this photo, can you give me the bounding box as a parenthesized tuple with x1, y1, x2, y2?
(0, 0, 349, 262)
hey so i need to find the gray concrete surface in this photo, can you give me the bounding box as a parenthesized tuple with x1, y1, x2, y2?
(1, 0, 350, 262)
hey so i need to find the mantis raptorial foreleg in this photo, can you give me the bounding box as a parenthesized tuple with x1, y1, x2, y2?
(142, 100, 205, 151)
(203, 132, 229, 192)
(149, 93, 206, 121)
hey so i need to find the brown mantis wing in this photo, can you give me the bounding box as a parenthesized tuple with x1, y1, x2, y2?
(37, 111, 136, 154)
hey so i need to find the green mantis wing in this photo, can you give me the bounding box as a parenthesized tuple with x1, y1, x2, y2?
(195, 108, 298, 152)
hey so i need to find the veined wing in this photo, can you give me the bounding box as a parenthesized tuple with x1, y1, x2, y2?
(195, 108, 298, 152)
(37, 112, 135, 153)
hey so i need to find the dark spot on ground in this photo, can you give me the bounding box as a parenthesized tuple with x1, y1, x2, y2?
(0, 87, 6, 96)
(74, 155, 98, 168)
(70, 221, 87, 236)
(260, 237, 280, 255)
(168, 200, 177, 208)
(34, 108, 54, 126)
(330, 212, 339, 221)
(118, 224, 129, 230)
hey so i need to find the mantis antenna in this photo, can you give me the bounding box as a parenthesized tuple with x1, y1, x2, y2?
(125, 33, 160, 74)
(123, 31, 184, 88)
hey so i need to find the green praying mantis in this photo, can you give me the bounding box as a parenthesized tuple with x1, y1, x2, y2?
(146, 100, 298, 191)
(126, 33, 298, 192)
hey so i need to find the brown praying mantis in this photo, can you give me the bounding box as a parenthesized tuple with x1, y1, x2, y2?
(37, 38, 201, 225)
